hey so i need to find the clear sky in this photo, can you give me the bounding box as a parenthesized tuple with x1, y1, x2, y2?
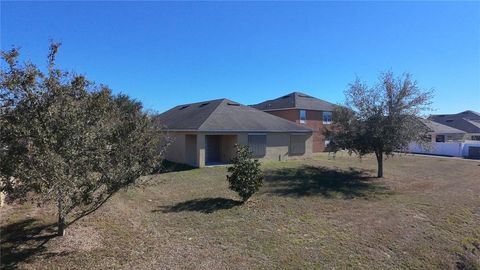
(1, 1, 479, 114)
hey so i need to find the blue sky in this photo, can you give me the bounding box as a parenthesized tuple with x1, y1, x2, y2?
(1, 1, 479, 114)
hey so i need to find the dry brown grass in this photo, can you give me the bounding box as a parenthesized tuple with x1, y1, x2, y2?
(1, 153, 479, 269)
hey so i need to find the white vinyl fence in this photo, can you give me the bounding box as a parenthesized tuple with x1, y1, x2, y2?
(408, 141, 480, 158)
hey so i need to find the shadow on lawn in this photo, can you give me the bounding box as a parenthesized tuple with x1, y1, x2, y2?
(156, 160, 196, 173)
(1, 218, 58, 269)
(154, 197, 242, 214)
(263, 165, 390, 199)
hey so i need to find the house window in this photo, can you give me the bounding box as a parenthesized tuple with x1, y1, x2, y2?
(248, 134, 266, 158)
(435, 135, 445, 142)
(289, 134, 306, 155)
(471, 135, 480, 141)
(423, 134, 432, 142)
(323, 111, 332, 124)
(299, 110, 306, 124)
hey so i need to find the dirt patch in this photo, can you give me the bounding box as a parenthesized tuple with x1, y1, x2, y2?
(47, 225, 103, 253)
(398, 181, 435, 192)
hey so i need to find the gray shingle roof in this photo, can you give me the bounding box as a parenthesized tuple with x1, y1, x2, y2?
(419, 119, 466, 134)
(250, 92, 336, 111)
(465, 119, 480, 129)
(157, 98, 313, 133)
(429, 110, 480, 133)
(430, 110, 480, 120)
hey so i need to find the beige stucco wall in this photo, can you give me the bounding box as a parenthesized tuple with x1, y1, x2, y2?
(235, 132, 312, 162)
(164, 131, 313, 168)
(165, 132, 186, 164)
(185, 135, 197, 165)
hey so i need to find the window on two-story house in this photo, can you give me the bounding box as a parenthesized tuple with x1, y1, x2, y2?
(299, 110, 306, 124)
(323, 111, 332, 124)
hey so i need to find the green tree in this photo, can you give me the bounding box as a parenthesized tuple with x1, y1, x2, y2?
(0, 43, 170, 236)
(326, 72, 433, 178)
(227, 144, 263, 202)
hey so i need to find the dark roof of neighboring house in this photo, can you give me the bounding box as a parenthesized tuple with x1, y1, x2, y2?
(250, 92, 336, 111)
(157, 98, 313, 133)
(466, 119, 480, 129)
(419, 119, 466, 134)
(428, 110, 480, 133)
(430, 110, 480, 120)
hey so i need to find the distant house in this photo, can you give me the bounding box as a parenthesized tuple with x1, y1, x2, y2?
(250, 92, 336, 153)
(157, 98, 313, 167)
(429, 110, 480, 141)
(408, 118, 480, 158)
(419, 118, 466, 142)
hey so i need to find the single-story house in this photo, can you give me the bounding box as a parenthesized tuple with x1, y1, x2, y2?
(429, 110, 480, 141)
(408, 118, 480, 158)
(157, 98, 313, 167)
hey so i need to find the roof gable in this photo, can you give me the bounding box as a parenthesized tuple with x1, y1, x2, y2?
(251, 92, 336, 111)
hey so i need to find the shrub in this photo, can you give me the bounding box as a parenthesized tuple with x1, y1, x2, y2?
(227, 144, 264, 202)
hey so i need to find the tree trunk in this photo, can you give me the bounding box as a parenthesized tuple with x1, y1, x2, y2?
(57, 198, 66, 236)
(58, 215, 66, 236)
(375, 151, 384, 178)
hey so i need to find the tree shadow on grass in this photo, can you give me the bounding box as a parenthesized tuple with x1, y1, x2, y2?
(153, 198, 242, 214)
(1, 218, 58, 269)
(263, 165, 391, 199)
(156, 160, 196, 173)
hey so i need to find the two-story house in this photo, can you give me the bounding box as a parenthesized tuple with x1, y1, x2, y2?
(251, 92, 336, 152)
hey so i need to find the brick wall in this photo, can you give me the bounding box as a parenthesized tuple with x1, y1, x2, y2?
(267, 109, 330, 153)
(267, 109, 299, 123)
(305, 110, 327, 152)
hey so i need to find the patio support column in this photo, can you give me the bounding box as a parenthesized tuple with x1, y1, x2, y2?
(197, 134, 206, 167)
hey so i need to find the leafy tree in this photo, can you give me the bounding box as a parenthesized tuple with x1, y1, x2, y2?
(326, 72, 433, 178)
(227, 144, 263, 202)
(0, 43, 170, 236)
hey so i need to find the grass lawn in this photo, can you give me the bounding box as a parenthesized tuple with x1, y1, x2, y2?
(1, 153, 479, 269)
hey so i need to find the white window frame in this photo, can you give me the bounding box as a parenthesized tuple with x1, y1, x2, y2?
(323, 111, 332, 124)
(299, 110, 306, 124)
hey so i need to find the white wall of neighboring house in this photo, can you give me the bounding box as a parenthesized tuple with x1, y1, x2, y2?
(408, 141, 480, 158)
(409, 142, 462, 157)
